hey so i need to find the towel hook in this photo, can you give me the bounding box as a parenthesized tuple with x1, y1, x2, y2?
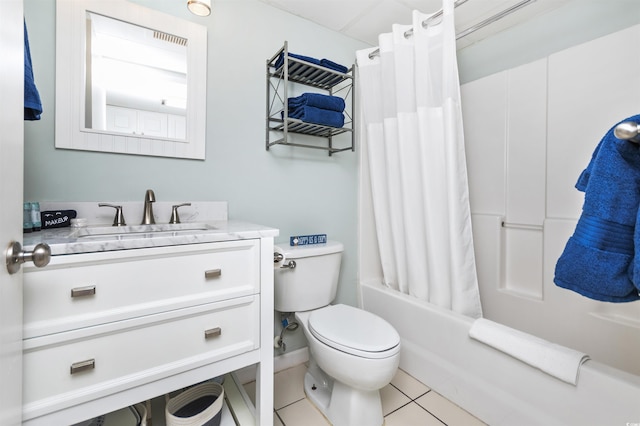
(614, 121, 640, 143)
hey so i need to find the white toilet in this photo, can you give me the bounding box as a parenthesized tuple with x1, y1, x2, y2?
(274, 241, 400, 426)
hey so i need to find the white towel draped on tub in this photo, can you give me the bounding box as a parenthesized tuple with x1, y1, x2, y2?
(469, 318, 590, 385)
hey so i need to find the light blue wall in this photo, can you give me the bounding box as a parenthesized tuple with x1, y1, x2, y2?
(23, 0, 368, 316)
(24, 0, 370, 356)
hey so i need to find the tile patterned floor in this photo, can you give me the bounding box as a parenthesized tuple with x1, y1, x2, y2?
(244, 364, 486, 426)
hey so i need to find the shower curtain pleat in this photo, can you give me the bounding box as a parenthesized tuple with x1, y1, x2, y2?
(357, 0, 482, 318)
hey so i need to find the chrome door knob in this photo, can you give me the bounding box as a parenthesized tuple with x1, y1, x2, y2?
(5, 241, 51, 274)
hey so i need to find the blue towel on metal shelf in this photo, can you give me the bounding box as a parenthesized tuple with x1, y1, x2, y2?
(554, 114, 640, 302)
(319, 58, 348, 74)
(275, 52, 320, 69)
(287, 106, 344, 128)
(288, 93, 345, 112)
(275, 52, 348, 74)
(24, 20, 42, 121)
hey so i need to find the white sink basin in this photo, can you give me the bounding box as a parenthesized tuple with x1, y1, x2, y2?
(70, 223, 217, 239)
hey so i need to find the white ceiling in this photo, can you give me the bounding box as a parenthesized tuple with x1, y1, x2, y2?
(258, 0, 571, 49)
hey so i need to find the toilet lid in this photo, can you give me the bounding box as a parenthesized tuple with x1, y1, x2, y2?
(308, 304, 400, 359)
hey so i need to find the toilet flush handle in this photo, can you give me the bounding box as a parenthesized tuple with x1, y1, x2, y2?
(274, 252, 296, 269)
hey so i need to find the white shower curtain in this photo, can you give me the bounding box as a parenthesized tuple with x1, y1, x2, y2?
(356, 0, 482, 318)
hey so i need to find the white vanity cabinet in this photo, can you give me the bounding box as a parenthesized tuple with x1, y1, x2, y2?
(21, 237, 274, 426)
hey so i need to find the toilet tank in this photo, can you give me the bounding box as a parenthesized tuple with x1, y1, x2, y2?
(274, 241, 343, 312)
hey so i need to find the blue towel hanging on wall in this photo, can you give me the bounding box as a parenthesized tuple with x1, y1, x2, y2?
(24, 19, 42, 121)
(554, 114, 640, 302)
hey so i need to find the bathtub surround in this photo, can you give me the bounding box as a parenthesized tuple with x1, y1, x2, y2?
(356, 0, 482, 318)
(459, 23, 640, 376)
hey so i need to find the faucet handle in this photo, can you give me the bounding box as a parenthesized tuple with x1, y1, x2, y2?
(169, 203, 191, 224)
(98, 203, 126, 226)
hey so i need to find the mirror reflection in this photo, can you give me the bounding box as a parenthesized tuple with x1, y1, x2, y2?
(85, 12, 188, 140)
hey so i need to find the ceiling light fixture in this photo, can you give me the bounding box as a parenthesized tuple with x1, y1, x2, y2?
(187, 0, 211, 17)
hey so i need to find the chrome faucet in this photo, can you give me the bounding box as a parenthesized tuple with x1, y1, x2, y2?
(141, 189, 156, 225)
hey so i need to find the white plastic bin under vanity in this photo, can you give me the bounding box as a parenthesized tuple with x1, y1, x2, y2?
(165, 381, 224, 426)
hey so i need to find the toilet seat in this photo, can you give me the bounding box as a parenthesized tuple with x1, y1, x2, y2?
(308, 304, 400, 359)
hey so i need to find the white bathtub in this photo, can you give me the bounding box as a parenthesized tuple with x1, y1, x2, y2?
(360, 281, 640, 426)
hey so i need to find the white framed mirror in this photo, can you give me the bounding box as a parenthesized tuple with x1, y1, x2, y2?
(55, 0, 207, 160)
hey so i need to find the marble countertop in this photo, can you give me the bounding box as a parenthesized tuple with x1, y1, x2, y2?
(23, 220, 279, 255)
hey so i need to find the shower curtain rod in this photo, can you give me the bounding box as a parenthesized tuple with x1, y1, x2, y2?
(367, 0, 537, 59)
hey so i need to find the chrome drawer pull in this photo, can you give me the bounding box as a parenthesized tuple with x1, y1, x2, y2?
(70, 359, 95, 375)
(204, 327, 222, 339)
(204, 269, 222, 279)
(70, 285, 96, 298)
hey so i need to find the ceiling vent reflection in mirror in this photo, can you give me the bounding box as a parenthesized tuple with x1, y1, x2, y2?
(154, 31, 188, 47)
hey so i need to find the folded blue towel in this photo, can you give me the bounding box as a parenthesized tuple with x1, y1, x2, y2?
(286, 106, 345, 128)
(554, 114, 640, 302)
(275, 52, 319, 69)
(24, 20, 42, 121)
(319, 59, 348, 74)
(275, 52, 348, 74)
(288, 93, 345, 112)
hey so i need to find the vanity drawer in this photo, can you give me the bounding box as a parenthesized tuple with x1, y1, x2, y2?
(23, 239, 260, 338)
(23, 295, 259, 409)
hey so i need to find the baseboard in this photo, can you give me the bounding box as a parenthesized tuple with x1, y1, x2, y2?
(275, 347, 309, 372)
(235, 347, 309, 384)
